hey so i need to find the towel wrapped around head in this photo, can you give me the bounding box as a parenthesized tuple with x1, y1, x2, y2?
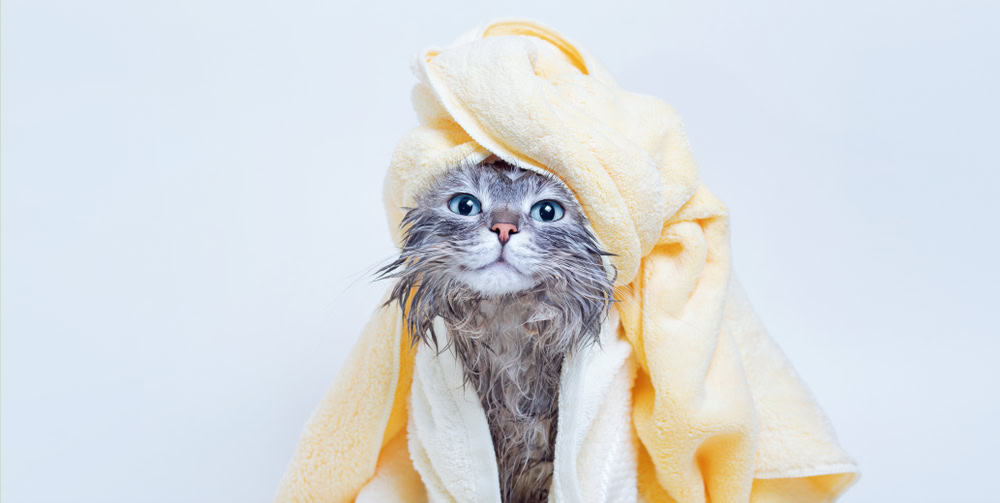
(276, 19, 859, 503)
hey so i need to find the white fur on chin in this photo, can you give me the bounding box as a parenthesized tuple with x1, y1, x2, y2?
(457, 262, 538, 296)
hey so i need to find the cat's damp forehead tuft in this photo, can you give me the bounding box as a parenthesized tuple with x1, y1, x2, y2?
(497, 165, 529, 182)
(422, 158, 575, 207)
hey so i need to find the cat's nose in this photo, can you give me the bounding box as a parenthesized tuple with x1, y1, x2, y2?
(490, 223, 518, 244)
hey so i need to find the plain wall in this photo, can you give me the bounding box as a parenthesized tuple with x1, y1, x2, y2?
(2, 0, 998, 501)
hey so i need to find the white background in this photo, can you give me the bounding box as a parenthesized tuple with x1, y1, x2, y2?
(2, 0, 998, 501)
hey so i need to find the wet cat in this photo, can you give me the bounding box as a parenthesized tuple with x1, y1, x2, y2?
(377, 157, 615, 502)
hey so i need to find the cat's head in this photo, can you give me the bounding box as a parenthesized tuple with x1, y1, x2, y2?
(377, 158, 615, 341)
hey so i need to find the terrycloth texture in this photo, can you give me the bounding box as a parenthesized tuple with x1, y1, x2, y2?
(276, 19, 859, 502)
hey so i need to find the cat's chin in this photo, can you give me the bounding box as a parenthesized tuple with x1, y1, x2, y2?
(457, 262, 537, 297)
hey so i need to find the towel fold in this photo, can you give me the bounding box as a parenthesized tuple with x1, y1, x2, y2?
(276, 19, 858, 502)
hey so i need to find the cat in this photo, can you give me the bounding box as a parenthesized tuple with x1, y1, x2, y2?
(377, 157, 615, 502)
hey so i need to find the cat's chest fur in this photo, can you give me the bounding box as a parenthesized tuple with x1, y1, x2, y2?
(445, 293, 570, 503)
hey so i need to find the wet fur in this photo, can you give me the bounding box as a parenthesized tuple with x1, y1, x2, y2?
(377, 159, 614, 502)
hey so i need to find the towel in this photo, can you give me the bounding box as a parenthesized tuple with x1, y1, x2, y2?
(276, 19, 859, 502)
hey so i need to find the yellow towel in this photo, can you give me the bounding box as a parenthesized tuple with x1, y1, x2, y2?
(276, 19, 859, 502)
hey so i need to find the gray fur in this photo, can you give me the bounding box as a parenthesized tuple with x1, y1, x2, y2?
(377, 159, 615, 502)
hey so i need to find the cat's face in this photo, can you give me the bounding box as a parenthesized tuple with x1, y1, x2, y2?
(380, 159, 612, 296)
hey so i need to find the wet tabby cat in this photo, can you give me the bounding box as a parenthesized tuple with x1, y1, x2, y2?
(377, 157, 614, 502)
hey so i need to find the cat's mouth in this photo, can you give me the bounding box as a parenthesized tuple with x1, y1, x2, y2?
(471, 254, 527, 276)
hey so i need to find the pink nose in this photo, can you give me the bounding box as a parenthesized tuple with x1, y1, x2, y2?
(491, 223, 518, 244)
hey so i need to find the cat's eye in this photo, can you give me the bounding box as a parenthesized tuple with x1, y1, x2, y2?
(530, 200, 565, 222)
(448, 194, 482, 216)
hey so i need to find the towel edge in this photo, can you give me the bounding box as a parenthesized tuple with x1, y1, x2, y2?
(754, 462, 860, 480)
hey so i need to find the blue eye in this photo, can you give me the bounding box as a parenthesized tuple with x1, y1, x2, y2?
(530, 200, 564, 222)
(448, 194, 482, 216)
